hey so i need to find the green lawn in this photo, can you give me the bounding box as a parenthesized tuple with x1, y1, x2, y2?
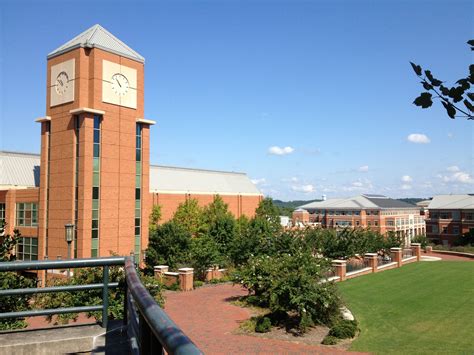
(338, 261, 474, 354)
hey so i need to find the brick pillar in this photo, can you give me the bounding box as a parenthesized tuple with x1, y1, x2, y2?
(411, 243, 421, 261)
(364, 253, 378, 273)
(391, 248, 402, 267)
(332, 260, 347, 281)
(154, 265, 169, 280)
(178, 267, 194, 291)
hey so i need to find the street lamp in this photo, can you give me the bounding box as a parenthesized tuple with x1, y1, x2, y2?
(65, 223, 74, 278)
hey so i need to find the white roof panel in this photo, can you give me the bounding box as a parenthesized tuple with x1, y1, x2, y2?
(150, 165, 261, 195)
(48, 24, 145, 63)
(428, 195, 474, 209)
(0, 151, 40, 188)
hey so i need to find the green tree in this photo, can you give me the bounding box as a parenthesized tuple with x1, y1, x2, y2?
(189, 235, 222, 280)
(145, 221, 192, 271)
(411, 40, 473, 120)
(149, 204, 162, 234)
(202, 196, 236, 255)
(255, 198, 282, 234)
(172, 199, 206, 237)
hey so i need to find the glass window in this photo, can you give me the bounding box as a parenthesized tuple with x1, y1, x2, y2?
(0, 203, 5, 223)
(16, 203, 38, 227)
(453, 226, 460, 234)
(16, 237, 38, 261)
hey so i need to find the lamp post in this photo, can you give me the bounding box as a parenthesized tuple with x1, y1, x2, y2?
(65, 223, 74, 278)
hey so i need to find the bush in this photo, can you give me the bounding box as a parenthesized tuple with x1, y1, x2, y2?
(193, 280, 205, 288)
(321, 335, 339, 345)
(255, 316, 272, 333)
(190, 235, 222, 280)
(412, 234, 429, 248)
(328, 319, 358, 339)
(233, 251, 341, 332)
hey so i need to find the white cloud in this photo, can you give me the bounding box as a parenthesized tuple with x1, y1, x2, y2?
(291, 184, 315, 193)
(407, 133, 430, 144)
(358, 165, 369, 172)
(290, 177, 298, 182)
(401, 175, 413, 183)
(446, 166, 460, 172)
(251, 178, 266, 185)
(401, 184, 412, 190)
(441, 171, 474, 184)
(352, 181, 364, 187)
(447, 133, 454, 139)
(268, 146, 295, 155)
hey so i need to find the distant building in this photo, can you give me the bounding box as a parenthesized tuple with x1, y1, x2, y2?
(292, 194, 425, 245)
(425, 194, 474, 245)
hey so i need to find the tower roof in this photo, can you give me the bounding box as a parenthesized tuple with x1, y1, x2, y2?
(47, 24, 145, 63)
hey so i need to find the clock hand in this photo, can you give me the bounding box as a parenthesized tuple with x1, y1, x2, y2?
(116, 78, 122, 88)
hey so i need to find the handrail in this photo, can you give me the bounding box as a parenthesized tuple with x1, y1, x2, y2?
(0, 256, 202, 354)
(124, 257, 202, 355)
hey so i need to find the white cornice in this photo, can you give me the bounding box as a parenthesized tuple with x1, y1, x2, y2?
(136, 118, 156, 125)
(69, 107, 106, 115)
(35, 116, 51, 123)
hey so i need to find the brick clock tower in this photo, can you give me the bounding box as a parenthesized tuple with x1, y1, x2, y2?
(36, 25, 154, 261)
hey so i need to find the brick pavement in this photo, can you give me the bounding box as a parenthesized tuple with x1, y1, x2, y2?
(425, 251, 474, 261)
(164, 284, 363, 354)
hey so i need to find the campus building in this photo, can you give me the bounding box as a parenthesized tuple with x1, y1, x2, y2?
(425, 194, 474, 245)
(0, 25, 262, 262)
(293, 194, 425, 245)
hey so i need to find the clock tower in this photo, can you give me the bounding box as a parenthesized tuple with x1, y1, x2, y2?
(37, 25, 153, 260)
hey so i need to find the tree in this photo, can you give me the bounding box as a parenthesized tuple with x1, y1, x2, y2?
(145, 221, 192, 271)
(149, 204, 162, 234)
(202, 196, 236, 255)
(172, 199, 206, 237)
(189, 235, 222, 280)
(411, 40, 473, 120)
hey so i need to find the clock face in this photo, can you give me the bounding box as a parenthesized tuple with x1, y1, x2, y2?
(111, 73, 129, 96)
(55, 71, 69, 95)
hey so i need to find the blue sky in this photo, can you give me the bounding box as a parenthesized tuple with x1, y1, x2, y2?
(0, 0, 473, 200)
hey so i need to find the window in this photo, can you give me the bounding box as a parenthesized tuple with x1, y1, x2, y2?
(386, 219, 394, 226)
(440, 212, 451, 219)
(135, 123, 143, 259)
(16, 203, 38, 226)
(431, 212, 439, 219)
(442, 226, 448, 234)
(374, 221, 378, 226)
(0, 203, 5, 223)
(354, 211, 360, 216)
(453, 226, 460, 235)
(432, 225, 439, 234)
(16, 237, 38, 261)
(91, 115, 101, 257)
(356, 221, 360, 226)
(465, 213, 474, 220)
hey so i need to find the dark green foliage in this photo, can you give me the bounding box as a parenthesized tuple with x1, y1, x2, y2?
(189, 235, 221, 280)
(35, 266, 164, 324)
(172, 198, 206, 237)
(411, 234, 429, 248)
(453, 229, 474, 246)
(328, 319, 358, 339)
(255, 316, 272, 333)
(232, 250, 341, 332)
(0, 222, 36, 330)
(145, 221, 192, 271)
(193, 280, 205, 288)
(272, 199, 321, 217)
(321, 335, 339, 345)
(411, 40, 473, 120)
(149, 204, 162, 234)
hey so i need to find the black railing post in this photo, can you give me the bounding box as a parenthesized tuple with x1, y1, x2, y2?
(139, 313, 151, 354)
(102, 265, 109, 328)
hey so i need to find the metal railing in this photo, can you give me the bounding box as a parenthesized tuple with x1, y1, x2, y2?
(0, 256, 201, 354)
(377, 255, 393, 266)
(346, 259, 369, 273)
(402, 248, 413, 259)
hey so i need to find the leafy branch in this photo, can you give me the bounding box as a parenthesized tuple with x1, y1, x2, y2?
(410, 39, 473, 120)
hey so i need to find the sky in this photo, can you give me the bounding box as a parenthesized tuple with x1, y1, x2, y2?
(0, 0, 473, 201)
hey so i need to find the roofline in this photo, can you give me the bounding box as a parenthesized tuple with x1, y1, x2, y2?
(150, 190, 262, 196)
(302, 206, 421, 211)
(47, 43, 145, 63)
(150, 164, 248, 176)
(0, 150, 41, 157)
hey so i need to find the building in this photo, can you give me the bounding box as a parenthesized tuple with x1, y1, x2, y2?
(425, 194, 474, 245)
(292, 194, 425, 245)
(0, 25, 262, 263)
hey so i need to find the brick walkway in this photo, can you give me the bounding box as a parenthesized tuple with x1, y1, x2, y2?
(425, 251, 474, 261)
(164, 284, 362, 354)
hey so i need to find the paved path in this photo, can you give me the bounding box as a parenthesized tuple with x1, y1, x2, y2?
(164, 283, 362, 354)
(425, 251, 474, 261)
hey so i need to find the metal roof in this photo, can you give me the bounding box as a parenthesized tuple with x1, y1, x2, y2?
(150, 165, 262, 195)
(0, 151, 261, 195)
(299, 194, 419, 210)
(48, 24, 145, 63)
(428, 194, 474, 209)
(0, 151, 40, 188)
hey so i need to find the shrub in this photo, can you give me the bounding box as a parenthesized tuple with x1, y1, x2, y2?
(321, 335, 339, 345)
(193, 280, 205, 288)
(190, 235, 222, 280)
(255, 316, 272, 333)
(145, 221, 191, 272)
(412, 234, 429, 248)
(328, 319, 358, 339)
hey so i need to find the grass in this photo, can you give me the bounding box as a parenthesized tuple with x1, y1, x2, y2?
(338, 261, 474, 354)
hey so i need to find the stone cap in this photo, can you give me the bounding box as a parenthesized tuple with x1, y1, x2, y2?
(178, 267, 194, 274)
(332, 260, 347, 264)
(364, 253, 378, 257)
(390, 247, 402, 251)
(154, 265, 169, 269)
(411, 243, 421, 246)
(164, 272, 179, 276)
